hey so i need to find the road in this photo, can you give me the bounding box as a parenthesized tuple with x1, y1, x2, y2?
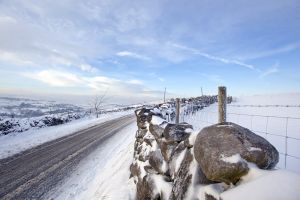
(0, 115, 135, 200)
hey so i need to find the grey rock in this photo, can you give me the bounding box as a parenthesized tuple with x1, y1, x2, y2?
(130, 162, 141, 179)
(137, 175, 160, 200)
(194, 122, 279, 184)
(149, 150, 167, 174)
(169, 149, 193, 200)
(195, 165, 217, 185)
(205, 193, 218, 200)
(163, 123, 193, 143)
(159, 139, 177, 162)
(136, 129, 147, 138)
(149, 122, 167, 139)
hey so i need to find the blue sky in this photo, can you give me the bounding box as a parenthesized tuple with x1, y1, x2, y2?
(0, 0, 299, 104)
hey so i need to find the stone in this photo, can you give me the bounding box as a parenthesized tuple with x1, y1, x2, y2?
(144, 165, 158, 174)
(194, 122, 279, 184)
(136, 129, 147, 138)
(135, 108, 152, 129)
(159, 139, 177, 161)
(137, 175, 160, 200)
(205, 193, 218, 200)
(169, 149, 193, 200)
(149, 122, 167, 139)
(194, 165, 217, 185)
(130, 162, 141, 178)
(149, 149, 167, 174)
(163, 123, 193, 143)
(169, 142, 187, 179)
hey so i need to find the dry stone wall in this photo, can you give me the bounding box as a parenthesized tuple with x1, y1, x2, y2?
(130, 103, 279, 200)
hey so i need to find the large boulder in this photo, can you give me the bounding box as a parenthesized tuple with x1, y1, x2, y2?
(194, 122, 279, 184)
(163, 123, 193, 144)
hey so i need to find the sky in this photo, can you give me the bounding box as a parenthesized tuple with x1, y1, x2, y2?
(0, 0, 299, 105)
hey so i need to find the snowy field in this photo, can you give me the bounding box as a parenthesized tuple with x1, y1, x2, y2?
(184, 93, 300, 174)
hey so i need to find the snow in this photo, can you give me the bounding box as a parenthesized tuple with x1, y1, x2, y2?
(238, 163, 270, 184)
(175, 149, 187, 173)
(0, 110, 133, 159)
(220, 154, 245, 164)
(221, 169, 300, 200)
(151, 115, 166, 125)
(185, 128, 193, 133)
(152, 174, 172, 199)
(45, 122, 137, 200)
(217, 124, 233, 127)
(249, 147, 262, 151)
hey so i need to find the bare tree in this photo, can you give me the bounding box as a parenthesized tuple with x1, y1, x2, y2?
(90, 91, 108, 118)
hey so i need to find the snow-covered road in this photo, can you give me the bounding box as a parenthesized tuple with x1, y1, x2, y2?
(0, 115, 136, 200)
(46, 122, 137, 200)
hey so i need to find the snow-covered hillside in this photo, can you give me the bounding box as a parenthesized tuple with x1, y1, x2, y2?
(0, 96, 144, 135)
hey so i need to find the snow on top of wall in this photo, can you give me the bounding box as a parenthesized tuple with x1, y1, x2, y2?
(220, 154, 245, 164)
(217, 124, 234, 128)
(151, 115, 166, 125)
(185, 128, 193, 133)
(248, 147, 262, 152)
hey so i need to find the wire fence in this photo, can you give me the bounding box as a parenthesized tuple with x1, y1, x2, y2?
(179, 103, 300, 173)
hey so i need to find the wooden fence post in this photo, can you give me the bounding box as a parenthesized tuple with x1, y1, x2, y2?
(218, 86, 227, 123)
(176, 98, 180, 124)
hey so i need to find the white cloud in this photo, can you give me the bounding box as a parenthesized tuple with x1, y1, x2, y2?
(0, 50, 35, 66)
(23, 70, 84, 87)
(126, 79, 143, 85)
(116, 51, 150, 60)
(22, 70, 164, 100)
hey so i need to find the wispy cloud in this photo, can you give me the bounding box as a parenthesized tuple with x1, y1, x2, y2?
(172, 43, 255, 70)
(201, 73, 224, 83)
(149, 72, 165, 82)
(259, 63, 279, 78)
(116, 51, 150, 60)
(241, 42, 300, 60)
